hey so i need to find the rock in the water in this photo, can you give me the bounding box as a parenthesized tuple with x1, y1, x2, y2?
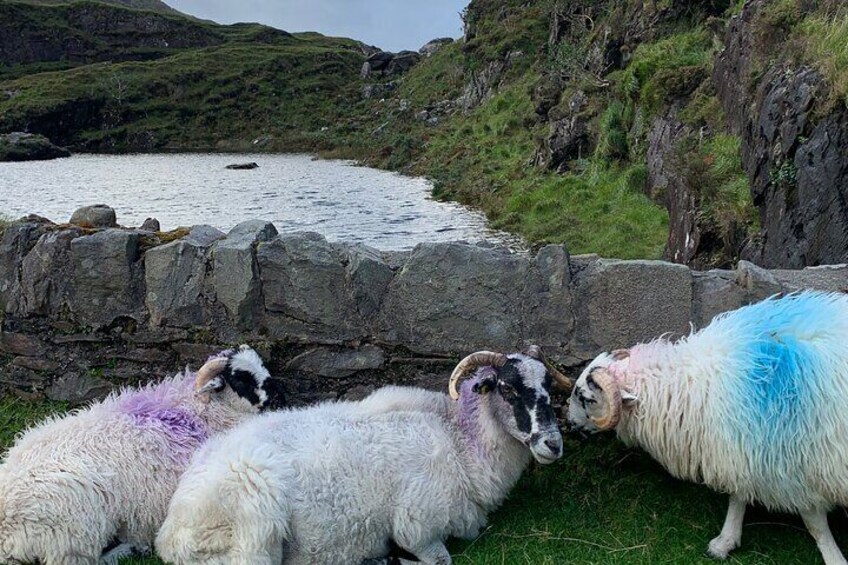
(225, 162, 259, 170)
(0, 132, 70, 162)
(70, 205, 117, 228)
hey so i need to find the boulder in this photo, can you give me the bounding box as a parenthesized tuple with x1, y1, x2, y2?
(693, 269, 746, 328)
(379, 242, 532, 354)
(212, 220, 277, 328)
(0, 216, 55, 311)
(15, 228, 83, 316)
(70, 205, 118, 228)
(771, 264, 848, 293)
(258, 233, 364, 341)
(68, 229, 145, 327)
(573, 259, 693, 356)
(521, 245, 574, 359)
(285, 345, 385, 378)
(386, 51, 421, 75)
(140, 217, 161, 231)
(419, 37, 453, 57)
(145, 225, 225, 327)
(336, 243, 394, 320)
(0, 132, 70, 162)
(735, 260, 781, 300)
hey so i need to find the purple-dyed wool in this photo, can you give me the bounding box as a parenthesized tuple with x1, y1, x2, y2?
(457, 369, 493, 459)
(117, 375, 209, 464)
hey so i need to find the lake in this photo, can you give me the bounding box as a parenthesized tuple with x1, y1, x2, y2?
(0, 153, 522, 250)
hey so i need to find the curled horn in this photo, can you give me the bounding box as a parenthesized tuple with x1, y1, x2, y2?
(194, 357, 229, 393)
(448, 351, 507, 400)
(527, 345, 573, 393)
(589, 368, 622, 430)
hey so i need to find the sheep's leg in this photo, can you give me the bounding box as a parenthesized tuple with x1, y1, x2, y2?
(400, 541, 450, 565)
(801, 509, 848, 565)
(707, 494, 746, 559)
(99, 543, 134, 565)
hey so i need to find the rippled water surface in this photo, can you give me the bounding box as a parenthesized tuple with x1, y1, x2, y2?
(0, 153, 521, 250)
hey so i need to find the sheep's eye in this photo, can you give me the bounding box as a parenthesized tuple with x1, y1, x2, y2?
(498, 382, 517, 401)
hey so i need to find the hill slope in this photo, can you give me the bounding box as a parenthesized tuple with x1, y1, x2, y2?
(22, 0, 185, 16)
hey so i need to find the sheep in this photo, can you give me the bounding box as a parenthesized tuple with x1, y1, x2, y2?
(0, 344, 286, 565)
(566, 291, 848, 565)
(155, 345, 571, 565)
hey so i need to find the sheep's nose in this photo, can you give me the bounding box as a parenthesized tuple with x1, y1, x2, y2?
(544, 438, 562, 456)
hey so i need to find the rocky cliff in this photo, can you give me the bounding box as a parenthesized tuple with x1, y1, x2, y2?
(2, 209, 845, 406)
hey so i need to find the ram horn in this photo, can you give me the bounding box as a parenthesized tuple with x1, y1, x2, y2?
(526, 345, 573, 393)
(448, 351, 507, 400)
(194, 357, 229, 393)
(589, 368, 622, 430)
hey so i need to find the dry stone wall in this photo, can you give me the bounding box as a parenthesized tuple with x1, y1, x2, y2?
(1, 212, 846, 406)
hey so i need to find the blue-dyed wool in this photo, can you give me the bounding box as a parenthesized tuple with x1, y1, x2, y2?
(609, 291, 848, 512)
(697, 292, 848, 506)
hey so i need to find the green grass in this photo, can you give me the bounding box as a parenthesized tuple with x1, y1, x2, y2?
(0, 398, 840, 564)
(799, 9, 848, 108)
(0, 396, 67, 450)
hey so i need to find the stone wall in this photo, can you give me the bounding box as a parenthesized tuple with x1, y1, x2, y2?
(1, 213, 846, 406)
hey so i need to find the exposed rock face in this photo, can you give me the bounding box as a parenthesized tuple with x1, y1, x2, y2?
(0, 132, 70, 162)
(646, 114, 699, 265)
(0, 2, 223, 69)
(536, 90, 591, 170)
(419, 37, 453, 57)
(714, 0, 848, 268)
(361, 50, 421, 79)
(70, 204, 117, 228)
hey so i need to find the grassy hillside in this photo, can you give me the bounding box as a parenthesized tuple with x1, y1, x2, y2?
(21, 0, 185, 16)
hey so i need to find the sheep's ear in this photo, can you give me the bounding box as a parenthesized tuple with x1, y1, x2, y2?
(621, 390, 638, 406)
(472, 376, 496, 395)
(198, 376, 226, 395)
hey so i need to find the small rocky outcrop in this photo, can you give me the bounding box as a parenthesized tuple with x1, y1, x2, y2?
(419, 37, 453, 57)
(0, 132, 71, 162)
(535, 90, 592, 171)
(360, 50, 422, 78)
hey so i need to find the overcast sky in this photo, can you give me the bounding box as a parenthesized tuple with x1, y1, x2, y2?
(167, 0, 469, 52)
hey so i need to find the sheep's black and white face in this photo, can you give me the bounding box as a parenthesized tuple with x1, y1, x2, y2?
(566, 355, 615, 434)
(477, 352, 563, 464)
(200, 345, 286, 412)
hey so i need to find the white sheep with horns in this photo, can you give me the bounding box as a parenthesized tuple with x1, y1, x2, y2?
(155, 345, 571, 565)
(0, 344, 285, 565)
(566, 291, 848, 565)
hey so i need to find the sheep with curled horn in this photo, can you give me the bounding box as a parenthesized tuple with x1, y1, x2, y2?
(567, 291, 848, 565)
(0, 345, 285, 565)
(156, 345, 569, 565)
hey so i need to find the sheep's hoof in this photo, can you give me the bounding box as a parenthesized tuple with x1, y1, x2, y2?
(707, 536, 739, 560)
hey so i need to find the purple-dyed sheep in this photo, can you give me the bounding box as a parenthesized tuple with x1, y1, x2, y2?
(0, 345, 285, 565)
